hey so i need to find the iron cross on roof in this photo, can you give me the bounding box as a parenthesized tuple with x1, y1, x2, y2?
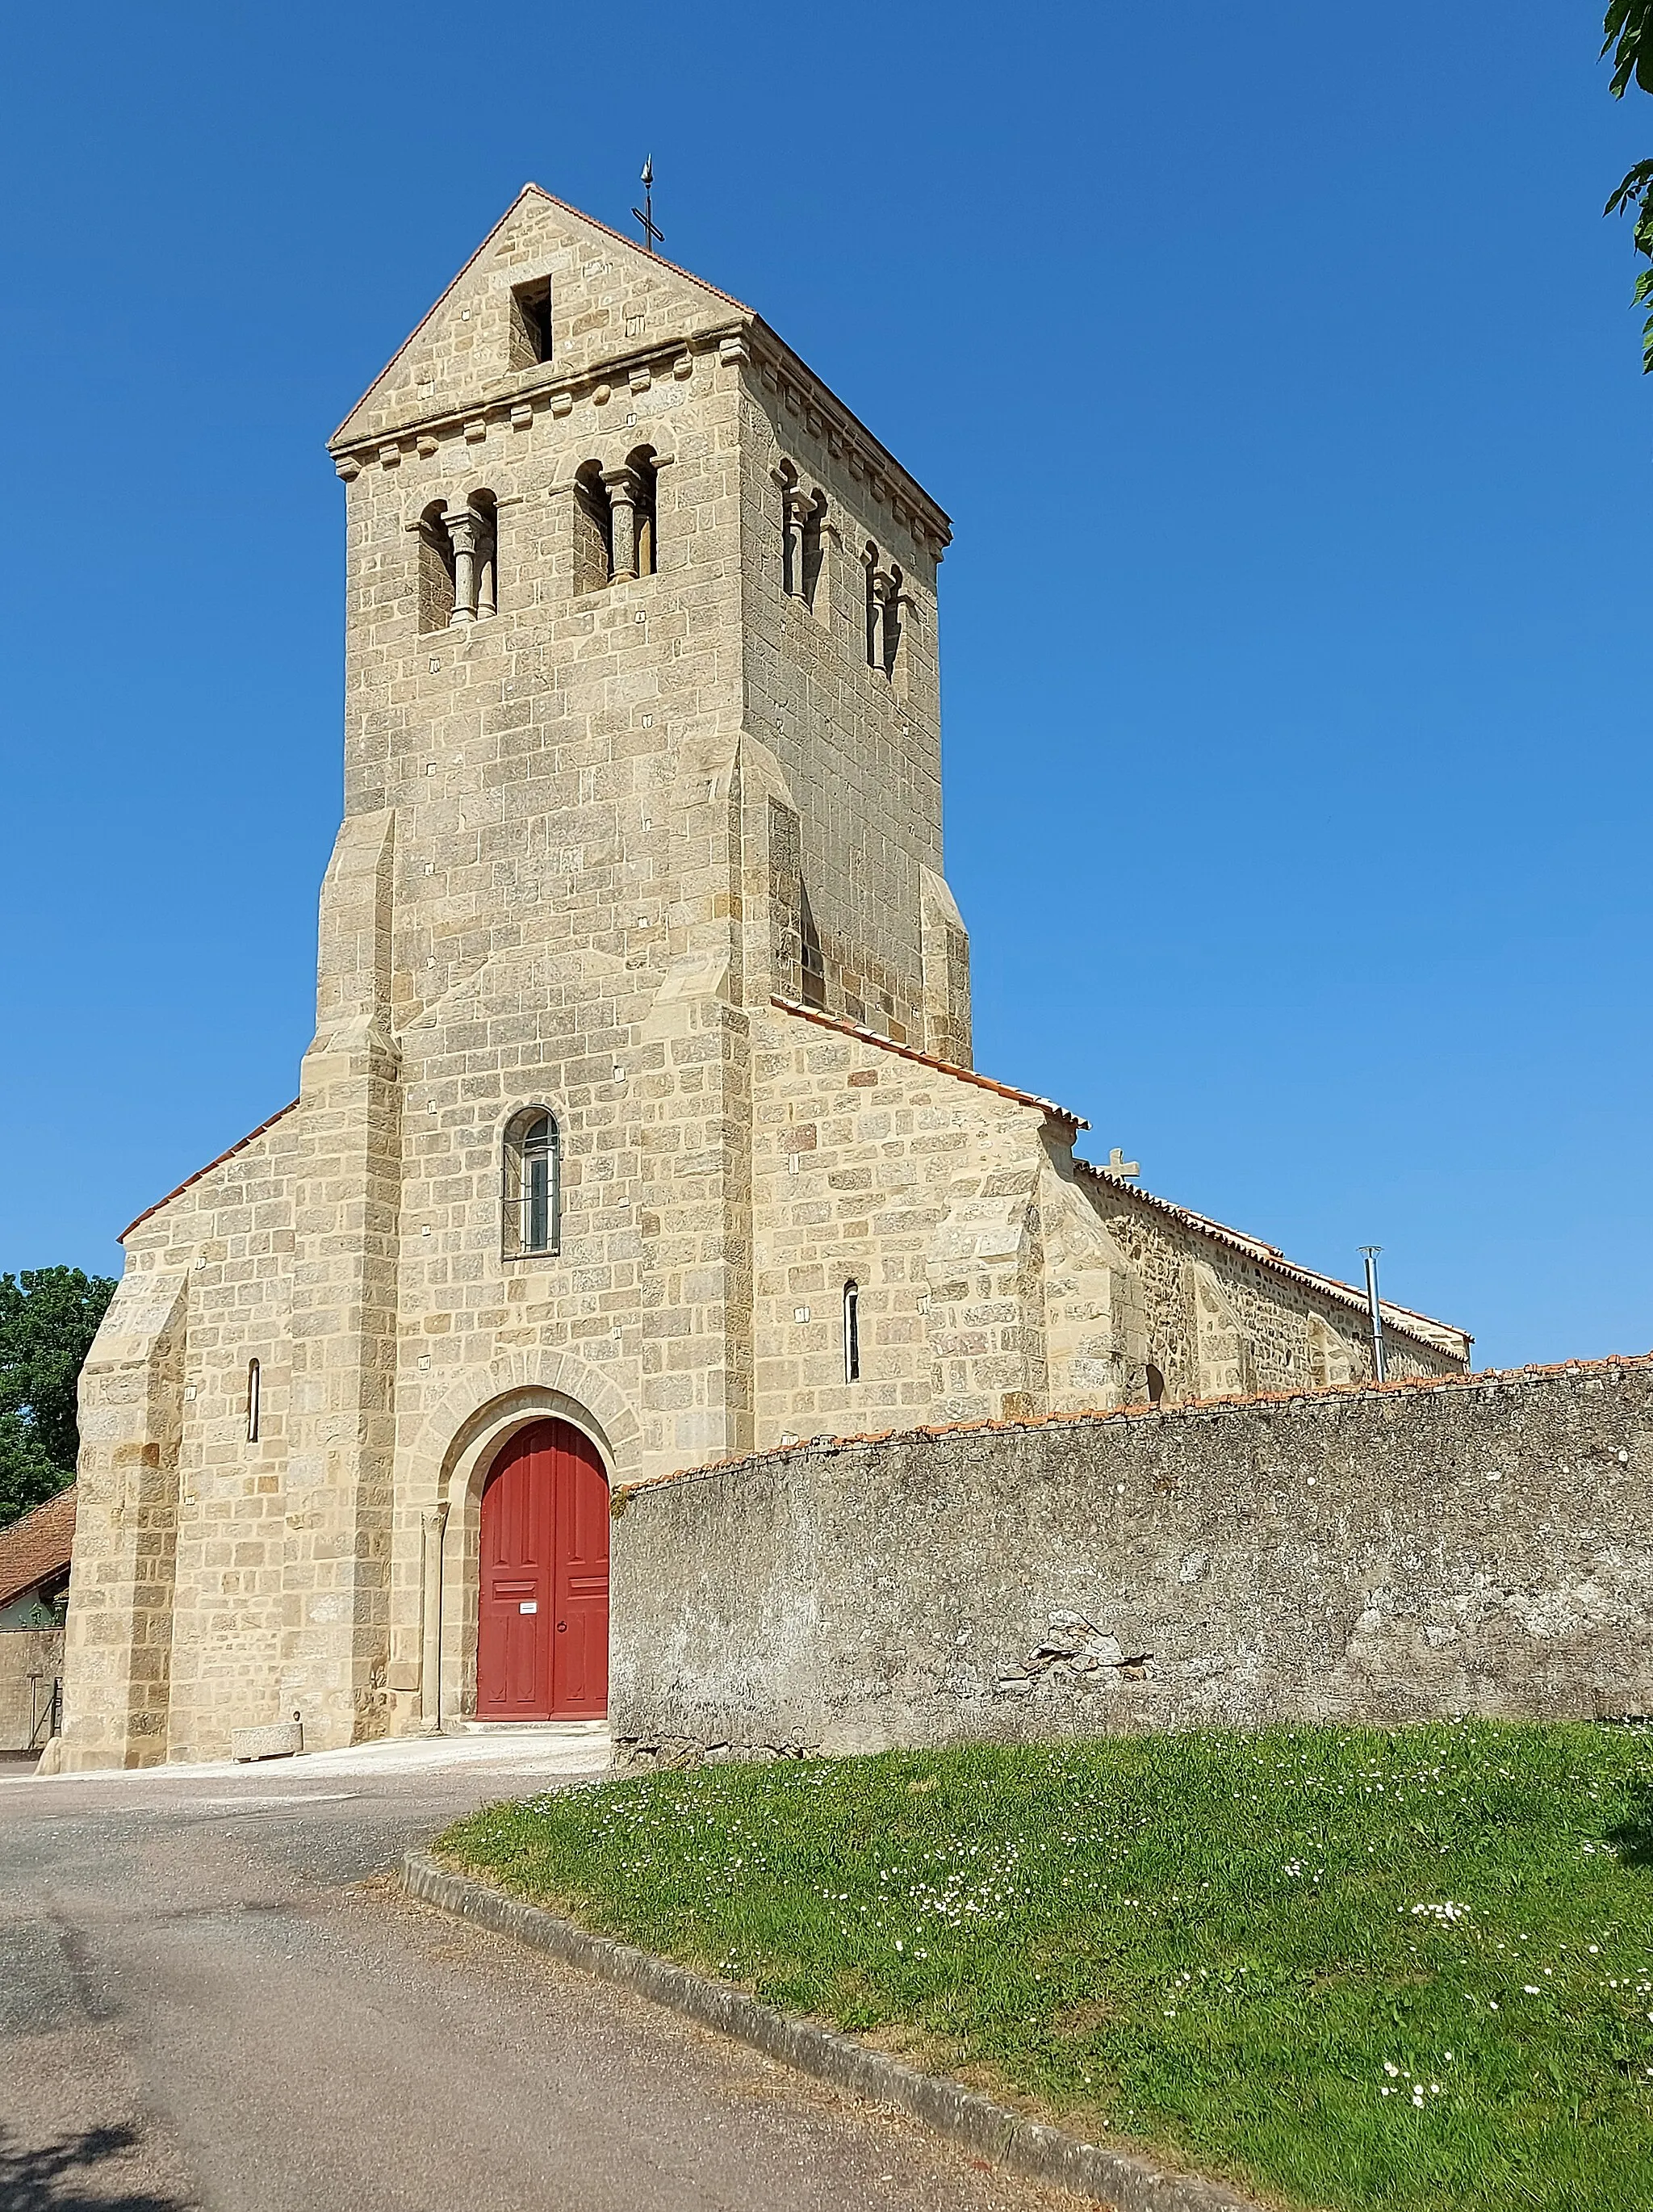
(632, 157, 663, 255)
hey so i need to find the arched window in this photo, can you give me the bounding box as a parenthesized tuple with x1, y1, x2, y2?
(776, 459, 800, 596)
(503, 1109, 562, 1258)
(626, 446, 659, 578)
(843, 1280, 861, 1384)
(574, 463, 613, 595)
(418, 502, 456, 632)
(246, 1358, 261, 1443)
(1146, 1361, 1166, 1408)
(801, 498, 826, 617)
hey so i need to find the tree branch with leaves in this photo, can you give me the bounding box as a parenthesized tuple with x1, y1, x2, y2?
(1605, 0, 1653, 368)
(0, 1267, 116, 1527)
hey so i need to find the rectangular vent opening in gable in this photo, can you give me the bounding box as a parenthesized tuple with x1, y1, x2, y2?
(509, 278, 554, 369)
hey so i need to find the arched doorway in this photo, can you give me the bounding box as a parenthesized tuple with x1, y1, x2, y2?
(476, 1419, 609, 1719)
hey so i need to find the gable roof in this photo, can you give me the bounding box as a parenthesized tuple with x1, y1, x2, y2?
(325, 186, 952, 545)
(769, 995, 1088, 1129)
(768, 998, 1467, 1358)
(1076, 1156, 1471, 1359)
(0, 1486, 77, 1609)
(119, 1099, 299, 1244)
(330, 182, 751, 452)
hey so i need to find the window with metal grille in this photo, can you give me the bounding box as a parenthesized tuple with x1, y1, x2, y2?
(503, 1109, 562, 1258)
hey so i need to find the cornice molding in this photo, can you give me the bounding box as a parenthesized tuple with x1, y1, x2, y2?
(329, 326, 741, 472)
(329, 312, 952, 554)
(745, 319, 951, 551)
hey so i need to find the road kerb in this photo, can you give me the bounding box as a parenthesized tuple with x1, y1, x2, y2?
(400, 1851, 1260, 2212)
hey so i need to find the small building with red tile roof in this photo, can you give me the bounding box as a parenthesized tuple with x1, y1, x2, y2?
(0, 1486, 76, 1629)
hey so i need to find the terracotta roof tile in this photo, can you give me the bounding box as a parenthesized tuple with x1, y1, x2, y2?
(768, 997, 1087, 1127)
(0, 1485, 77, 1609)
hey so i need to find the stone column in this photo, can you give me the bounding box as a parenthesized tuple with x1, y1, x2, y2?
(419, 1502, 450, 1732)
(443, 504, 481, 622)
(604, 467, 640, 581)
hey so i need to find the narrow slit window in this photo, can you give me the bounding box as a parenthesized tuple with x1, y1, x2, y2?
(246, 1359, 261, 1443)
(843, 1280, 860, 1384)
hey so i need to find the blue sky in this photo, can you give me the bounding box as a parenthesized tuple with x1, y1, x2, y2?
(1, 2, 1647, 1367)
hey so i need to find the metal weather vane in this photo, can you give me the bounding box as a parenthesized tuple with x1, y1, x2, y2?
(632, 157, 663, 255)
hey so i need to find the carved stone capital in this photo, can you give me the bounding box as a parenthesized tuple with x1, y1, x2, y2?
(441, 504, 484, 556)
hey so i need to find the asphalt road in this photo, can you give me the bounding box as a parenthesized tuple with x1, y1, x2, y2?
(0, 1738, 1088, 2212)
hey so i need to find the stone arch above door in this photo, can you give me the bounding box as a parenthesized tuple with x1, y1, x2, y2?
(405, 1349, 640, 1515)
(402, 1351, 638, 1732)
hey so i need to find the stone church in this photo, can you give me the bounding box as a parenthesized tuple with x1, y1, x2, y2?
(59, 188, 1470, 1770)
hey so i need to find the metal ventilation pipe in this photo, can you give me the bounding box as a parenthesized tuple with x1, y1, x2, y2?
(1359, 1246, 1387, 1383)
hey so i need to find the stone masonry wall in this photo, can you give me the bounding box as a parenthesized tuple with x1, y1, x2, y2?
(609, 1356, 1653, 1765)
(0, 1630, 64, 1754)
(738, 360, 948, 1046)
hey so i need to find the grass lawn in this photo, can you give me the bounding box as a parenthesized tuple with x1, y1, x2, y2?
(439, 1722, 1653, 2211)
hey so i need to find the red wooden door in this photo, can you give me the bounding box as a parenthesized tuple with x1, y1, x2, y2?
(477, 1420, 609, 1719)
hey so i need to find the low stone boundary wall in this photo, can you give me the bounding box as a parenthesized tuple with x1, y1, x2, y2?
(609, 1358, 1653, 1764)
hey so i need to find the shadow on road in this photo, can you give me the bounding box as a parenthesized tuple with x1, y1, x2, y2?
(0, 2124, 191, 2210)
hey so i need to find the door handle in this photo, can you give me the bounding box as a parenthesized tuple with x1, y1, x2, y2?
(556, 1621, 567, 1632)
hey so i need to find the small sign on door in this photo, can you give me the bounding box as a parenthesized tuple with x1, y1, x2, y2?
(519, 1600, 538, 1613)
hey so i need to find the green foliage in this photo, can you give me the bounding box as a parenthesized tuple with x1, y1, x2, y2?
(0, 1267, 116, 1528)
(1605, 0, 1653, 98)
(445, 1724, 1653, 2212)
(1605, 2, 1653, 368)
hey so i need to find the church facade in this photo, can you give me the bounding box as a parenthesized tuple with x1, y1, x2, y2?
(59, 189, 1470, 1770)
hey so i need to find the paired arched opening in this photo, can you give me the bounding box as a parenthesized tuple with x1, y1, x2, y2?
(573, 447, 659, 593)
(418, 493, 498, 631)
(776, 461, 829, 617)
(863, 543, 906, 681)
